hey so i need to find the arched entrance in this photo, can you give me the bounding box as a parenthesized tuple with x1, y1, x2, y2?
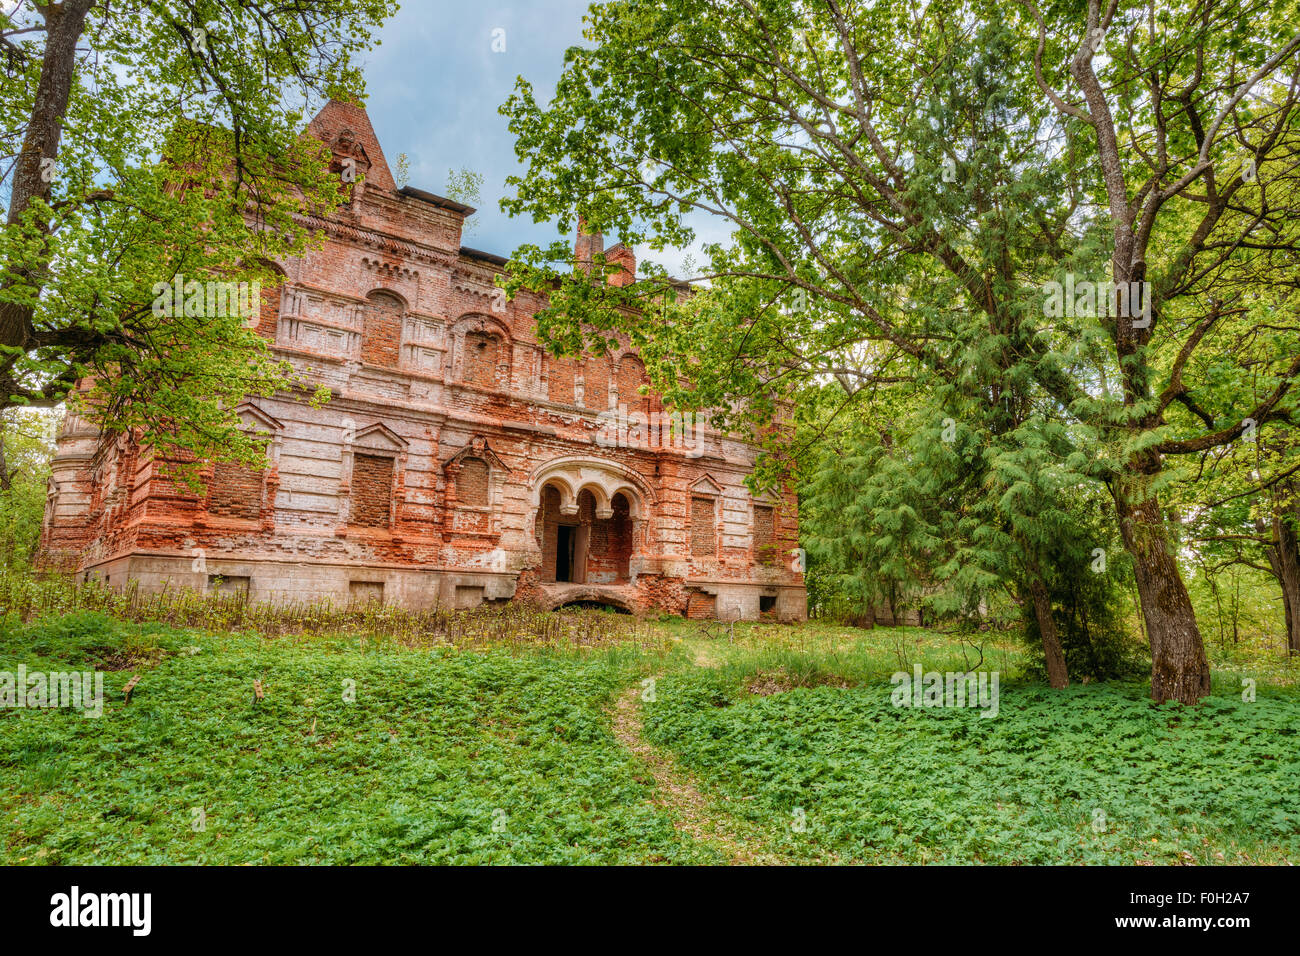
(530, 457, 651, 589)
(536, 485, 634, 584)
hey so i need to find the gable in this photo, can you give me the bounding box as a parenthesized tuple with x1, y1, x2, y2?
(233, 402, 283, 435)
(689, 474, 723, 495)
(444, 434, 506, 473)
(353, 422, 406, 453)
(307, 99, 397, 192)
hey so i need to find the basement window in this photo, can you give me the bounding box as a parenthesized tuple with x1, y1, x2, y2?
(208, 574, 250, 597)
(349, 581, 385, 604)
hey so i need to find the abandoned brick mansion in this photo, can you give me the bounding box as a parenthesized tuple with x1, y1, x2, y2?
(36, 101, 807, 620)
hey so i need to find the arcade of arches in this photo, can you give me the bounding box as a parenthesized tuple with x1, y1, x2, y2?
(536, 484, 635, 585)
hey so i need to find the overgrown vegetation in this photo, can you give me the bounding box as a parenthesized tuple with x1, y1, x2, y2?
(0, 611, 700, 864)
(500, 0, 1300, 705)
(0, 410, 53, 571)
(2, 604, 1295, 864)
(641, 666, 1300, 864)
(0, 573, 664, 653)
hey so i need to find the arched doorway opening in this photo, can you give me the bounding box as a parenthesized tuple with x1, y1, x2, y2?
(555, 600, 632, 614)
(582, 490, 632, 584)
(535, 484, 635, 585)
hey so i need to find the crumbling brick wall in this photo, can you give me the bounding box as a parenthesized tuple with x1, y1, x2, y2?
(208, 461, 262, 521)
(351, 454, 393, 528)
(35, 98, 808, 621)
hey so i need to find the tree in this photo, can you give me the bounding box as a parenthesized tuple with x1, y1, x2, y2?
(500, 0, 1300, 703)
(1183, 424, 1300, 655)
(445, 166, 485, 236)
(0, 408, 55, 569)
(0, 0, 395, 469)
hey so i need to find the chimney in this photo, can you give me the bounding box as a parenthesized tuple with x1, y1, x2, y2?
(574, 217, 603, 272)
(605, 243, 636, 287)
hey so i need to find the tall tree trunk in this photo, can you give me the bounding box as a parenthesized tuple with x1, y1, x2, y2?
(0, 0, 94, 351)
(1028, 573, 1069, 689)
(1113, 481, 1210, 704)
(1264, 500, 1300, 656)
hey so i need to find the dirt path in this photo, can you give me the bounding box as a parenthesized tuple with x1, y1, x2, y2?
(612, 681, 789, 865)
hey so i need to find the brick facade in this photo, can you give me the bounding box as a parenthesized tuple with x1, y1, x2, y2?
(208, 462, 263, 522)
(37, 100, 807, 621)
(350, 454, 394, 528)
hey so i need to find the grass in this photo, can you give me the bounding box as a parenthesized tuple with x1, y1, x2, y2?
(0, 612, 707, 864)
(1, 580, 1297, 865)
(641, 669, 1300, 864)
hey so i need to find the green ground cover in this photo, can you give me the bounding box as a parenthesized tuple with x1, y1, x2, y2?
(2, 606, 1296, 865)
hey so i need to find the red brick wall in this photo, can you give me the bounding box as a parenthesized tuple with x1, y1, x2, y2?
(585, 356, 609, 410)
(351, 454, 393, 527)
(548, 356, 578, 405)
(256, 282, 280, 339)
(208, 461, 262, 520)
(458, 457, 489, 506)
(753, 504, 776, 566)
(690, 496, 716, 556)
(362, 291, 402, 367)
(617, 355, 650, 416)
(464, 331, 500, 387)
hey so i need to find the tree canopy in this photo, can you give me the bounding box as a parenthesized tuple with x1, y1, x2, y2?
(0, 0, 395, 468)
(501, 0, 1300, 703)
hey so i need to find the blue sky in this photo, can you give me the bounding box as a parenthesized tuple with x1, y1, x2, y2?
(358, 1, 597, 258)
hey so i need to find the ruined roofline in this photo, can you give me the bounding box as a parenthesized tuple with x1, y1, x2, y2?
(400, 185, 475, 216)
(459, 246, 508, 267)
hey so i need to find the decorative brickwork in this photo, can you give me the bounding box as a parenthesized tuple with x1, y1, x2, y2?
(690, 496, 716, 556)
(37, 99, 806, 620)
(350, 454, 393, 528)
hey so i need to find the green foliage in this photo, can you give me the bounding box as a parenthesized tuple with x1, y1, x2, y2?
(444, 167, 484, 236)
(643, 669, 1300, 864)
(0, 621, 704, 864)
(1018, 551, 1149, 683)
(0, 0, 396, 469)
(1187, 564, 1287, 651)
(0, 409, 54, 570)
(1, 604, 1295, 864)
(0, 611, 186, 669)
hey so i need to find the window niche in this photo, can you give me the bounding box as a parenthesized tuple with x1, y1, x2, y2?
(204, 404, 283, 524)
(453, 316, 512, 390)
(343, 423, 407, 532)
(443, 436, 505, 537)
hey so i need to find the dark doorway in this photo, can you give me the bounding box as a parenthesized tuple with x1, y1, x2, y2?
(556, 525, 575, 582)
(556, 600, 631, 614)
